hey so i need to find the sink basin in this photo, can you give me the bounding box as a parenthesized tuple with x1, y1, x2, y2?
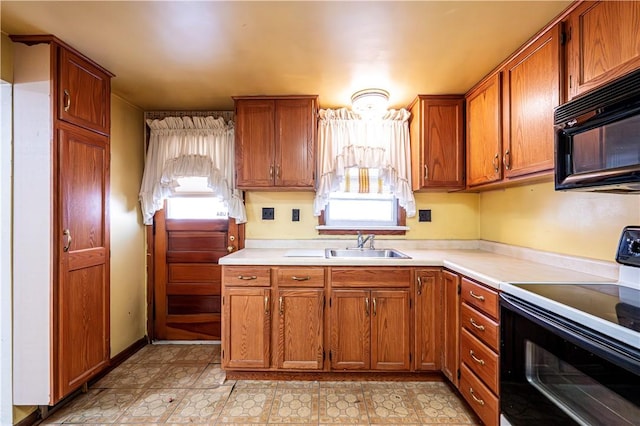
(325, 248, 411, 259)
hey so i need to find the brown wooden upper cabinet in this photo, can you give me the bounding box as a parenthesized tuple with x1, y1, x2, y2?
(564, 1, 640, 101)
(501, 23, 560, 180)
(466, 73, 502, 187)
(409, 96, 465, 190)
(466, 23, 561, 189)
(234, 96, 317, 190)
(58, 47, 112, 135)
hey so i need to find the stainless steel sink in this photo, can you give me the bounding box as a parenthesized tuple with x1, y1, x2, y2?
(325, 248, 411, 259)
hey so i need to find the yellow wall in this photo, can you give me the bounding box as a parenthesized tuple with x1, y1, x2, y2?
(479, 181, 640, 261)
(244, 191, 480, 240)
(1, 33, 14, 82)
(110, 94, 147, 355)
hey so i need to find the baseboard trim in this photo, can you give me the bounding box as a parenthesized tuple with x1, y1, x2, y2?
(226, 370, 445, 382)
(15, 410, 39, 426)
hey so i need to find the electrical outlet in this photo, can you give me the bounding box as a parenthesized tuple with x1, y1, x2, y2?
(418, 209, 431, 222)
(262, 207, 275, 220)
(292, 208, 300, 222)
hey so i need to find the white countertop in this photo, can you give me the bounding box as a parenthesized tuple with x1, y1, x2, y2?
(220, 247, 616, 290)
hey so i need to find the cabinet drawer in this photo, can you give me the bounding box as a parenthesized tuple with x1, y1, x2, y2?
(459, 363, 499, 426)
(276, 267, 324, 287)
(461, 302, 499, 352)
(331, 267, 411, 288)
(223, 266, 271, 287)
(460, 328, 499, 394)
(461, 277, 499, 319)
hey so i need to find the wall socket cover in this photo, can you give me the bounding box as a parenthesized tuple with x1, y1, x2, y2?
(292, 209, 300, 222)
(418, 209, 431, 222)
(262, 207, 275, 220)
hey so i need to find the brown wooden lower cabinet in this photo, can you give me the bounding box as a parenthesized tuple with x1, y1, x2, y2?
(414, 268, 442, 371)
(441, 270, 460, 386)
(276, 288, 324, 370)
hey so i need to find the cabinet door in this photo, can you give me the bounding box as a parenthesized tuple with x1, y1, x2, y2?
(275, 98, 316, 188)
(223, 287, 271, 369)
(414, 269, 442, 371)
(466, 73, 502, 187)
(410, 96, 465, 190)
(371, 290, 410, 371)
(276, 289, 324, 370)
(565, 1, 640, 100)
(502, 24, 560, 179)
(329, 290, 370, 370)
(441, 270, 460, 387)
(56, 123, 110, 400)
(58, 47, 111, 135)
(235, 99, 275, 188)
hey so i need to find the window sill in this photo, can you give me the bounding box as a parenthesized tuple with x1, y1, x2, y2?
(315, 225, 408, 235)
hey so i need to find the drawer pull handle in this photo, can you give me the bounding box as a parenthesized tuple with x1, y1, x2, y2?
(365, 297, 370, 316)
(469, 387, 485, 406)
(470, 318, 485, 331)
(237, 275, 257, 280)
(469, 291, 485, 301)
(63, 89, 71, 112)
(291, 275, 311, 281)
(279, 296, 284, 315)
(373, 297, 377, 316)
(470, 350, 485, 365)
(264, 296, 270, 315)
(492, 153, 499, 173)
(417, 276, 423, 295)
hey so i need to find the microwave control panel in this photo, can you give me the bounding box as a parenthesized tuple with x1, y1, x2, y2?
(617, 226, 640, 267)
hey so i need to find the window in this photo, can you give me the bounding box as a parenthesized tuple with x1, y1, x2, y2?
(165, 177, 228, 220)
(319, 167, 406, 232)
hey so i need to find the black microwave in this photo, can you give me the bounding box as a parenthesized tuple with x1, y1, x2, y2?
(554, 68, 640, 193)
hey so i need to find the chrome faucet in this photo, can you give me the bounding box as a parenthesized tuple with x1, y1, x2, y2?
(356, 231, 375, 249)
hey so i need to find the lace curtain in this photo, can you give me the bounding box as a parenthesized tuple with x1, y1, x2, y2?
(313, 108, 416, 217)
(139, 116, 247, 225)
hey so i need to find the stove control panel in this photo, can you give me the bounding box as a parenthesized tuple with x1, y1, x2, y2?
(616, 226, 640, 267)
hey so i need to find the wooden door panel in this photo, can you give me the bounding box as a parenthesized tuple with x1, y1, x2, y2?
(57, 124, 109, 400)
(466, 74, 502, 187)
(503, 25, 559, 178)
(58, 48, 110, 135)
(424, 99, 465, 188)
(330, 290, 370, 370)
(223, 288, 271, 368)
(154, 211, 230, 340)
(277, 289, 324, 370)
(275, 98, 315, 187)
(442, 270, 460, 387)
(415, 269, 442, 371)
(371, 290, 410, 371)
(235, 99, 275, 187)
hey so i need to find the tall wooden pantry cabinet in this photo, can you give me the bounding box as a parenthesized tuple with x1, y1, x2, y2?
(11, 35, 113, 405)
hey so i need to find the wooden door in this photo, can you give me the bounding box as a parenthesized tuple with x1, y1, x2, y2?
(415, 269, 442, 371)
(442, 270, 460, 387)
(234, 99, 275, 188)
(370, 290, 410, 371)
(56, 122, 110, 400)
(58, 47, 111, 135)
(565, 1, 640, 100)
(154, 208, 239, 340)
(276, 289, 324, 370)
(466, 73, 502, 187)
(502, 24, 560, 179)
(329, 290, 370, 370)
(223, 287, 271, 369)
(275, 98, 316, 188)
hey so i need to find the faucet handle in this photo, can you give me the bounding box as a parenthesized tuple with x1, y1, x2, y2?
(369, 234, 375, 249)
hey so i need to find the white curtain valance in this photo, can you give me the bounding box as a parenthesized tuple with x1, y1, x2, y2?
(139, 116, 247, 225)
(313, 108, 416, 217)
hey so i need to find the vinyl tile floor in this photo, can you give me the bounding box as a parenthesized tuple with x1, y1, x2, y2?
(41, 343, 481, 425)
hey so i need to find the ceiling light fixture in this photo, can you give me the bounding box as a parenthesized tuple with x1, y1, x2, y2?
(351, 88, 390, 118)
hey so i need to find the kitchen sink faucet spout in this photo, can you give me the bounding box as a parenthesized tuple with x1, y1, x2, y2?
(356, 231, 375, 249)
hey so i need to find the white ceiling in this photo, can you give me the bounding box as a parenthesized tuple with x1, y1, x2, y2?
(1, 1, 571, 111)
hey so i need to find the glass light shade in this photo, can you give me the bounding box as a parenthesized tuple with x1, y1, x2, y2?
(351, 88, 389, 118)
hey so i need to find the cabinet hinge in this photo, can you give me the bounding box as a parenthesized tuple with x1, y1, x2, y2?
(222, 295, 224, 305)
(409, 298, 412, 309)
(457, 284, 461, 295)
(329, 297, 332, 307)
(409, 353, 412, 363)
(323, 294, 326, 309)
(222, 349, 224, 360)
(152, 221, 156, 235)
(323, 350, 326, 361)
(560, 31, 567, 45)
(457, 369, 461, 380)
(329, 351, 333, 361)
